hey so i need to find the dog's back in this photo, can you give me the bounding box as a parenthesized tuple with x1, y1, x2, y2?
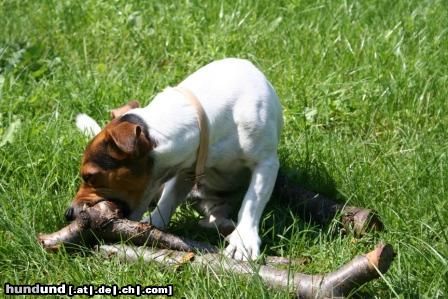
(179, 58, 283, 167)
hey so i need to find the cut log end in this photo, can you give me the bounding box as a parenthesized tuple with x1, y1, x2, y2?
(340, 207, 384, 236)
(301, 243, 395, 298)
(37, 234, 62, 252)
(37, 201, 119, 252)
(37, 220, 85, 252)
(366, 243, 395, 274)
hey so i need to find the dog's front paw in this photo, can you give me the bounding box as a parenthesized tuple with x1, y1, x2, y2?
(224, 227, 260, 261)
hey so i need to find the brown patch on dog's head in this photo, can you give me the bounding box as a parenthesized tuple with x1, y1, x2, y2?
(66, 114, 155, 221)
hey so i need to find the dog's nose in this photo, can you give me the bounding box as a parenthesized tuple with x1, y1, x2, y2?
(64, 207, 75, 221)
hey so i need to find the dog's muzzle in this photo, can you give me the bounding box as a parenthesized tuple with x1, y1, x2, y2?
(64, 198, 130, 222)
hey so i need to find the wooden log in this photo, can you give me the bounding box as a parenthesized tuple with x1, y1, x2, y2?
(38, 201, 217, 253)
(274, 173, 384, 236)
(98, 243, 394, 298)
(38, 201, 394, 298)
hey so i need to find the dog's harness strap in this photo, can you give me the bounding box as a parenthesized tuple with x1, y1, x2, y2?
(173, 86, 209, 185)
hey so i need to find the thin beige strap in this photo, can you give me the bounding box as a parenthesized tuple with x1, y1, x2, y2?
(173, 86, 209, 184)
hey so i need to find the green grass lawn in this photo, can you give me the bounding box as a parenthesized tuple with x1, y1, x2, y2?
(1, 0, 447, 297)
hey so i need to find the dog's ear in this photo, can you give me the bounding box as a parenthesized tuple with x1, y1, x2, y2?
(110, 100, 140, 119)
(107, 121, 152, 157)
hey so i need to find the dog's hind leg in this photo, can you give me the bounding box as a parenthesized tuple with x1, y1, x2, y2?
(195, 195, 236, 236)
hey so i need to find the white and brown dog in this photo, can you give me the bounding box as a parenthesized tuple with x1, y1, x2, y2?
(69, 58, 283, 260)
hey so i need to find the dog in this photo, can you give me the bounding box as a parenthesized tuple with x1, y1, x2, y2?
(68, 58, 283, 260)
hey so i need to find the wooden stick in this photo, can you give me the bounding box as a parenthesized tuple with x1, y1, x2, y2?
(38, 201, 394, 298)
(38, 201, 217, 253)
(274, 173, 384, 236)
(98, 243, 394, 298)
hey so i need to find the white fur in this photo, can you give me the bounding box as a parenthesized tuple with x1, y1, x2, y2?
(79, 58, 283, 261)
(76, 113, 101, 138)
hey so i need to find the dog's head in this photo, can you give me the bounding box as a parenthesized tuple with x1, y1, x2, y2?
(65, 112, 155, 221)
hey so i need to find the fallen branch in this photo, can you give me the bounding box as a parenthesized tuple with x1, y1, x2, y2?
(99, 243, 394, 298)
(38, 201, 217, 253)
(274, 173, 384, 236)
(38, 201, 394, 298)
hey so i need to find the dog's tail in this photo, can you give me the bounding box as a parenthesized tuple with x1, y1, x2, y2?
(75, 113, 101, 138)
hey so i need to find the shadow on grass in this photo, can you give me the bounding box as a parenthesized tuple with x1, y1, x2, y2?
(166, 161, 354, 256)
(263, 162, 348, 256)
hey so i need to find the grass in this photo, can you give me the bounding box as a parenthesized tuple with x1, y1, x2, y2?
(0, 0, 447, 297)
